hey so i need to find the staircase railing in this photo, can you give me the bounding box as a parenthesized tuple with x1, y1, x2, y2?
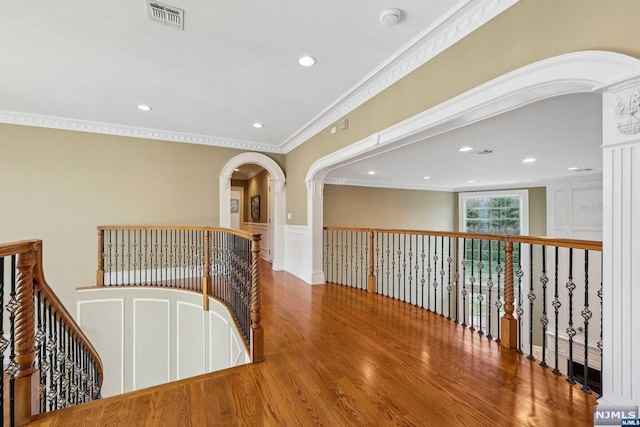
(1, 240, 103, 426)
(96, 226, 263, 362)
(324, 227, 602, 395)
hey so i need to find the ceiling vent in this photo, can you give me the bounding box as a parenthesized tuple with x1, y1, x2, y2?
(471, 149, 496, 156)
(146, 1, 184, 30)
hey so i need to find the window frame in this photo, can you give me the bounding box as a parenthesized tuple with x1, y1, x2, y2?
(458, 189, 529, 236)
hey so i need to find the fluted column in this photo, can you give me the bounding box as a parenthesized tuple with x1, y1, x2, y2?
(599, 74, 640, 407)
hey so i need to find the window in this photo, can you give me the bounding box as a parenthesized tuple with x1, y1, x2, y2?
(458, 190, 529, 331)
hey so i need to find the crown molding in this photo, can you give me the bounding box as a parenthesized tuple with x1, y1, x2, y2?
(280, 0, 520, 153)
(0, 111, 284, 153)
(323, 177, 453, 192)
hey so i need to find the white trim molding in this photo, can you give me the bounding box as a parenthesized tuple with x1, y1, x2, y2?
(219, 152, 286, 271)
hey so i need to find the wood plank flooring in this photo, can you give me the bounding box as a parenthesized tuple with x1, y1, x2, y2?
(28, 262, 596, 426)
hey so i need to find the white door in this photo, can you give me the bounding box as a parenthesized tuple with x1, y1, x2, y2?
(230, 190, 240, 229)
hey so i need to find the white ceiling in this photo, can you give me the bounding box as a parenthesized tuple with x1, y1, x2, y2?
(326, 93, 603, 191)
(2, 1, 601, 191)
(0, 0, 471, 150)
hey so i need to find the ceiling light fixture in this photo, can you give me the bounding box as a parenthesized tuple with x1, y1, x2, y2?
(379, 8, 402, 26)
(567, 167, 579, 171)
(523, 158, 536, 163)
(367, 171, 376, 175)
(468, 180, 475, 183)
(423, 176, 431, 180)
(234, 168, 240, 172)
(136, 104, 152, 111)
(458, 147, 473, 152)
(298, 55, 317, 67)
(252, 122, 264, 128)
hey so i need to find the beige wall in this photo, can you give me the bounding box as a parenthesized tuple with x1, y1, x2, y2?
(324, 185, 456, 231)
(285, 0, 640, 225)
(324, 185, 545, 235)
(245, 170, 270, 224)
(0, 124, 283, 310)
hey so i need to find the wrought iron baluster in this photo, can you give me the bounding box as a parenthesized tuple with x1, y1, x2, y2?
(0, 256, 5, 421)
(552, 246, 561, 375)
(477, 239, 484, 335)
(108, 231, 113, 285)
(515, 242, 524, 353)
(407, 234, 413, 303)
(540, 246, 549, 367)
(440, 237, 445, 317)
(581, 250, 592, 393)
(427, 235, 432, 311)
(566, 248, 576, 384)
(447, 238, 453, 320)
(469, 239, 475, 331)
(495, 242, 502, 343)
(461, 238, 467, 327)
(486, 240, 493, 339)
(402, 234, 407, 302)
(598, 253, 603, 397)
(528, 244, 536, 360)
(432, 236, 438, 313)
(420, 236, 425, 308)
(120, 230, 125, 285)
(8, 254, 17, 422)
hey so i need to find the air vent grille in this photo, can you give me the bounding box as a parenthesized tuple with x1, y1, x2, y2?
(147, 1, 184, 30)
(471, 149, 496, 156)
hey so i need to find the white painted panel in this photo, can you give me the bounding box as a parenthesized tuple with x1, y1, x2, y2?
(553, 189, 566, 226)
(230, 332, 244, 367)
(572, 229, 603, 241)
(572, 186, 603, 226)
(133, 299, 170, 390)
(209, 311, 229, 371)
(177, 301, 205, 380)
(77, 299, 124, 397)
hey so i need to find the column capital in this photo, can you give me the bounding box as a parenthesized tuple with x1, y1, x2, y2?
(305, 179, 323, 197)
(600, 74, 640, 147)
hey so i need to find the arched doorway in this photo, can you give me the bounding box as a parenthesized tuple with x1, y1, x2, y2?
(220, 152, 286, 271)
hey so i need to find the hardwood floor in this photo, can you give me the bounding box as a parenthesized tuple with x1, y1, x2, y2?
(28, 262, 596, 426)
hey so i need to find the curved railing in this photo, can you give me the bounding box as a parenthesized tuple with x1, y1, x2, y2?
(1, 240, 103, 426)
(96, 226, 263, 362)
(324, 226, 602, 395)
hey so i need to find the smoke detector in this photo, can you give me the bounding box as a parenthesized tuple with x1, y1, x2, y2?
(379, 8, 402, 26)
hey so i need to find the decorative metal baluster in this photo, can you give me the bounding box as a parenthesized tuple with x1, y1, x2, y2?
(35, 291, 46, 413)
(566, 248, 576, 384)
(107, 231, 113, 285)
(47, 308, 56, 411)
(440, 237, 445, 317)
(477, 239, 484, 335)
(420, 236, 425, 308)
(495, 244, 502, 343)
(581, 250, 592, 393)
(598, 253, 603, 396)
(0, 256, 5, 421)
(528, 244, 536, 360)
(447, 238, 453, 320)
(432, 236, 438, 313)
(349, 231, 354, 288)
(340, 231, 345, 286)
(114, 230, 119, 285)
(127, 230, 131, 285)
(408, 235, 413, 303)
(469, 239, 475, 331)
(486, 240, 493, 339)
(120, 230, 125, 285)
(8, 255, 17, 422)
(454, 238, 460, 323)
(57, 318, 65, 408)
(391, 234, 396, 299)
(540, 246, 549, 367)
(515, 243, 524, 353)
(415, 236, 420, 305)
(552, 246, 561, 374)
(427, 235, 432, 311)
(461, 238, 467, 327)
(402, 234, 407, 302)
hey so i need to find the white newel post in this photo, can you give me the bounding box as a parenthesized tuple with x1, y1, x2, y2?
(600, 75, 640, 407)
(306, 179, 326, 284)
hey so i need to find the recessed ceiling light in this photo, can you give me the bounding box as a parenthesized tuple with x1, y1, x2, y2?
(367, 171, 376, 175)
(523, 158, 536, 163)
(252, 122, 264, 128)
(458, 147, 473, 152)
(136, 104, 152, 111)
(423, 176, 431, 180)
(468, 180, 475, 183)
(234, 168, 240, 172)
(567, 167, 579, 171)
(298, 55, 317, 67)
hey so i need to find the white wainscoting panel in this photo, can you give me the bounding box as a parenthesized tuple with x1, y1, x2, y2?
(76, 287, 249, 397)
(133, 298, 171, 390)
(77, 298, 124, 397)
(284, 225, 312, 283)
(209, 311, 230, 371)
(176, 301, 205, 380)
(244, 222, 270, 260)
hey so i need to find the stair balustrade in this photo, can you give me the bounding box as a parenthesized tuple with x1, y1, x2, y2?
(324, 227, 602, 395)
(1, 240, 103, 426)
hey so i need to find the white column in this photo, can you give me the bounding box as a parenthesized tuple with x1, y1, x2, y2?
(600, 75, 640, 407)
(306, 179, 326, 284)
(271, 179, 286, 271)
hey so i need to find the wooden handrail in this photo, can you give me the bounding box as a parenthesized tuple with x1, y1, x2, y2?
(1, 239, 103, 425)
(97, 225, 255, 240)
(323, 226, 602, 251)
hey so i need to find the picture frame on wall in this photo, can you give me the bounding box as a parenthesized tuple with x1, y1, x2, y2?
(230, 198, 239, 214)
(251, 195, 260, 220)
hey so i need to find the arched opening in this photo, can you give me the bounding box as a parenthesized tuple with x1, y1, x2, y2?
(220, 152, 286, 270)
